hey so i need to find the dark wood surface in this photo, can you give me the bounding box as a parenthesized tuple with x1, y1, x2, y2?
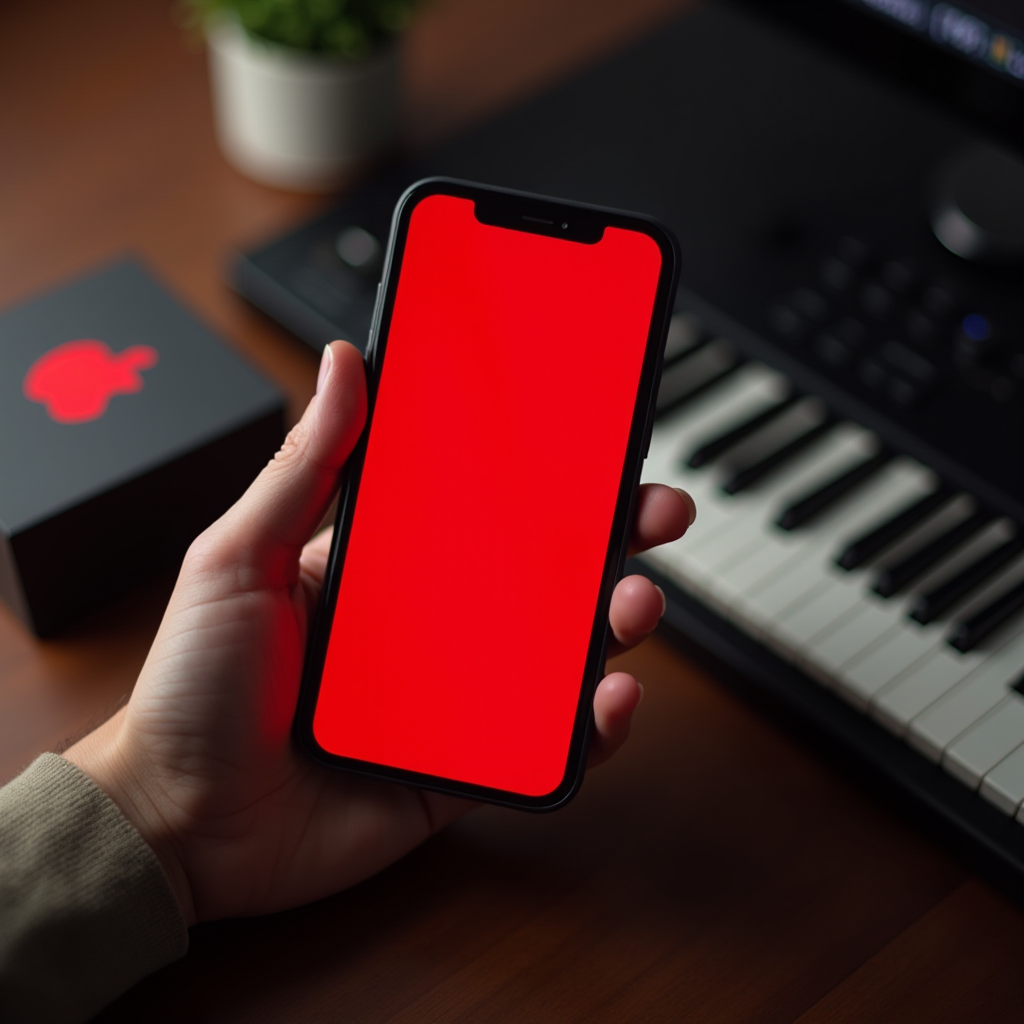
(1, 1, 1021, 1020)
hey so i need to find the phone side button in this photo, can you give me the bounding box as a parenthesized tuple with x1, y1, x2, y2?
(366, 282, 383, 362)
(642, 405, 655, 458)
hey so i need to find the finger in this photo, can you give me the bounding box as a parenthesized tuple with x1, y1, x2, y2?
(299, 528, 335, 618)
(587, 671, 643, 768)
(197, 341, 367, 587)
(606, 574, 665, 659)
(300, 528, 335, 586)
(627, 484, 696, 557)
(417, 789, 477, 834)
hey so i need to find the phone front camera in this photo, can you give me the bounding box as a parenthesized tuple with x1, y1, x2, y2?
(561, 223, 569, 229)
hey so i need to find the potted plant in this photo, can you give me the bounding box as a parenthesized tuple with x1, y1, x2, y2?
(182, 0, 418, 191)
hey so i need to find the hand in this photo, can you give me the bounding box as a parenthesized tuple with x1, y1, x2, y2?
(66, 340, 696, 927)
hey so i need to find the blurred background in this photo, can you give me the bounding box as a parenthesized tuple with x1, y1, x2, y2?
(1, 1, 1022, 1019)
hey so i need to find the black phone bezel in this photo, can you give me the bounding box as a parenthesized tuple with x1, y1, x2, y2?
(295, 177, 679, 811)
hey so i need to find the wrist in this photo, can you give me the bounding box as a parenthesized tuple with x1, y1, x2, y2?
(64, 710, 198, 927)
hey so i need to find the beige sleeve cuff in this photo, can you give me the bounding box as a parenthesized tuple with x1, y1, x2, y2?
(0, 753, 188, 1023)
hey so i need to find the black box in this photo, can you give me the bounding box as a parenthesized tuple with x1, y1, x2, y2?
(0, 258, 285, 635)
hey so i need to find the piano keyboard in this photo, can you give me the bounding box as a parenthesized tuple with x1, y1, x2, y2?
(639, 313, 1024, 832)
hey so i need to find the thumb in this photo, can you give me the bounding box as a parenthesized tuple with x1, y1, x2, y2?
(196, 340, 367, 588)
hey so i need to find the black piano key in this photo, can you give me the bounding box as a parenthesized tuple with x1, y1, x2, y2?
(655, 341, 742, 419)
(910, 535, 1024, 625)
(664, 331, 711, 368)
(776, 448, 892, 531)
(686, 393, 797, 469)
(663, 312, 704, 362)
(872, 509, 992, 599)
(835, 485, 954, 571)
(948, 579, 1024, 653)
(656, 363, 741, 419)
(721, 417, 836, 495)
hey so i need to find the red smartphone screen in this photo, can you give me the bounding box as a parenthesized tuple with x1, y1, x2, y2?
(311, 191, 663, 799)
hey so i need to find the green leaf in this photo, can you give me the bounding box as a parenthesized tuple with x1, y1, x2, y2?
(177, 0, 420, 54)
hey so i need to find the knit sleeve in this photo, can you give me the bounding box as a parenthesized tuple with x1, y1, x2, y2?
(0, 753, 188, 1023)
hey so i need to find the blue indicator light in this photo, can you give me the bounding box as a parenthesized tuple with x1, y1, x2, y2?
(961, 314, 991, 342)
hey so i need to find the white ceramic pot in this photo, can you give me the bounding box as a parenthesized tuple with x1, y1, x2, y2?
(206, 16, 400, 192)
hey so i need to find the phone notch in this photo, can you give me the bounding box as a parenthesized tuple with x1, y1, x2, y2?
(473, 196, 605, 244)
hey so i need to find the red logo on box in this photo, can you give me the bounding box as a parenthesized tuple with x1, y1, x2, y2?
(23, 339, 159, 424)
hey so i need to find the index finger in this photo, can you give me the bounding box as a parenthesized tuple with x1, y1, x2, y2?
(628, 484, 696, 557)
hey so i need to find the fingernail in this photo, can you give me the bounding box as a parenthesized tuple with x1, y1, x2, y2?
(637, 682, 645, 706)
(654, 584, 667, 618)
(673, 487, 697, 527)
(316, 343, 333, 396)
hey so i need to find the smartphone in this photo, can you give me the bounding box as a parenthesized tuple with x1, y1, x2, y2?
(296, 178, 678, 810)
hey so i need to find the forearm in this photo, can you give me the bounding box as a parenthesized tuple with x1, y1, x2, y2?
(0, 754, 188, 1023)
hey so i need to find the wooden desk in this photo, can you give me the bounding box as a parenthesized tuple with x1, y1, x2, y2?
(1, 1, 1020, 1019)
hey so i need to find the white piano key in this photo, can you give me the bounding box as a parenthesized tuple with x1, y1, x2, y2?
(805, 600, 906, 702)
(943, 696, 1024, 788)
(704, 430, 875, 591)
(714, 532, 808, 610)
(769, 574, 866, 661)
(650, 472, 800, 592)
(639, 491, 752, 589)
(643, 363, 785, 491)
(841, 545, 1024, 707)
(723, 456, 928, 629)
(658, 504, 762, 603)
(823, 532, 1024, 708)
(907, 629, 1024, 761)
(642, 366, 786, 588)
(753, 461, 936, 636)
(842, 621, 944, 705)
(649, 382, 867, 597)
(868, 551, 1024, 729)
(640, 327, 1024, 825)
(979, 742, 1024, 815)
(870, 643, 989, 734)
(685, 423, 874, 590)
